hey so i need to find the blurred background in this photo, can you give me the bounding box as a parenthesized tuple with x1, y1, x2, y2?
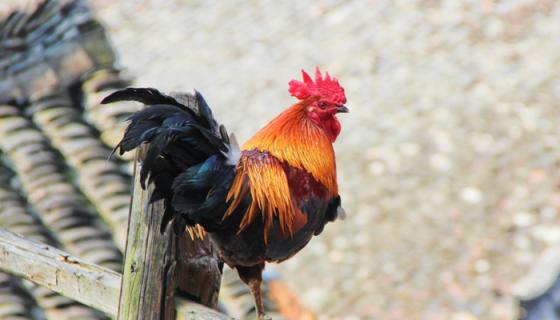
(2, 0, 560, 319)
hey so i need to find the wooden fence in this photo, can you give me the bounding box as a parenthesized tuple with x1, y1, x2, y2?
(0, 160, 231, 319)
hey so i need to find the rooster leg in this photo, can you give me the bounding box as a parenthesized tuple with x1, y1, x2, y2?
(249, 277, 265, 319)
(237, 263, 267, 320)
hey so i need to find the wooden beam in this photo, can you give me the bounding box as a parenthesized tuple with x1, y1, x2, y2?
(0, 227, 120, 315)
(176, 300, 233, 320)
(0, 228, 232, 319)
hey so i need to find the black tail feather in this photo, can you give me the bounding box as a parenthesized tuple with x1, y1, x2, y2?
(104, 87, 237, 234)
(194, 90, 218, 132)
(102, 87, 183, 108)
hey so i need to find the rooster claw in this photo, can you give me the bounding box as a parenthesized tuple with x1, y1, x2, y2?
(255, 312, 271, 320)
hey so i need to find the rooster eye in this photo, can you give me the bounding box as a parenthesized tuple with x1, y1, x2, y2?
(319, 102, 327, 109)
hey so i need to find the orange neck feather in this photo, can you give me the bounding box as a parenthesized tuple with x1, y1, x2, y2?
(242, 98, 338, 196)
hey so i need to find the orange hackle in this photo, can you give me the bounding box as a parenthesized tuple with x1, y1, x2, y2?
(186, 224, 206, 240)
(243, 97, 338, 195)
(224, 97, 338, 242)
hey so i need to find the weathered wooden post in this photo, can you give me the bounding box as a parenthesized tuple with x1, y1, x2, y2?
(118, 150, 224, 319)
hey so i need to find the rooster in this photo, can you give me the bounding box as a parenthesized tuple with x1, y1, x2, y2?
(102, 68, 348, 319)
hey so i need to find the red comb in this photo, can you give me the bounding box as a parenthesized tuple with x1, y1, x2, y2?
(288, 67, 346, 104)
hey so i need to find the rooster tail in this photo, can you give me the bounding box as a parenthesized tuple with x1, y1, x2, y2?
(102, 88, 238, 233)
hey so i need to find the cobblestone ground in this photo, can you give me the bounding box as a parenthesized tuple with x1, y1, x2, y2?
(69, 1, 560, 319)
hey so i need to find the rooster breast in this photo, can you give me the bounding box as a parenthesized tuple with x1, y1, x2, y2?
(214, 149, 342, 266)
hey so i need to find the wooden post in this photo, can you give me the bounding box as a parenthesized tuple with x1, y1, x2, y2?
(117, 162, 175, 319)
(175, 236, 223, 308)
(118, 156, 222, 319)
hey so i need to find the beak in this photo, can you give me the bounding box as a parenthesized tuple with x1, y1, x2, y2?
(336, 105, 349, 113)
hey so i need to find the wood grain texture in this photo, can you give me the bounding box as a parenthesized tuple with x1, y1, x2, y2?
(0, 227, 121, 315)
(176, 235, 223, 308)
(118, 157, 223, 319)
(176, 300, 233, 320)
(118, 158, 173, 319)
(0, 226, 231, 319)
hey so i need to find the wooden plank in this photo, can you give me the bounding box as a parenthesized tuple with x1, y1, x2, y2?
(0, 227, 120, 315)
(0, 227, 232, 319)
(176, 299, 233, 320)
